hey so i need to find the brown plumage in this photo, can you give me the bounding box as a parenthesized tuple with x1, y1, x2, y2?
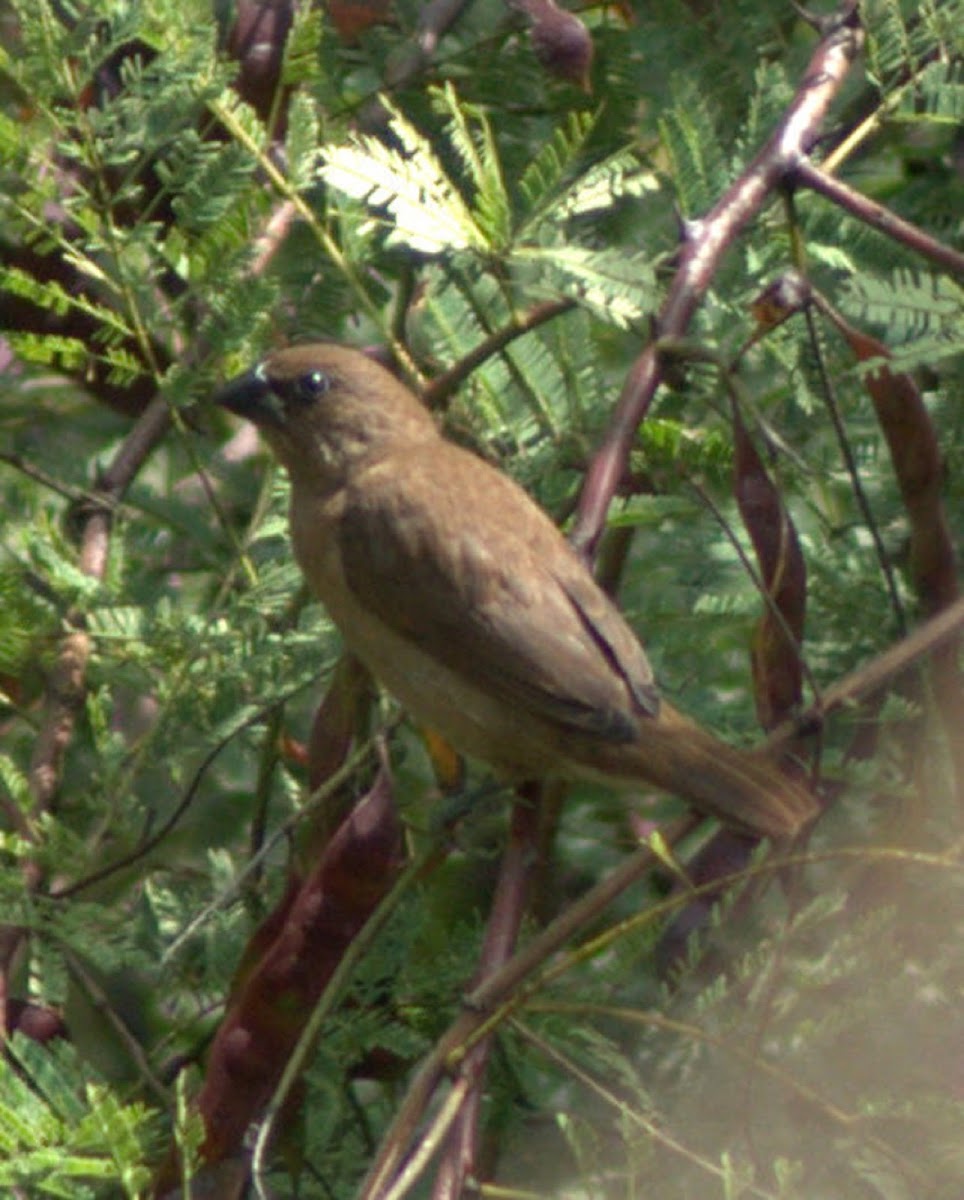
(215, 344, 817, 838)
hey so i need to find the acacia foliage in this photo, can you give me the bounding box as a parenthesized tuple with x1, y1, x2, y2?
(1, 1, 963, 1196)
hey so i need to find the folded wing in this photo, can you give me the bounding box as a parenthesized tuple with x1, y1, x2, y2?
(339, 443, 659, 745)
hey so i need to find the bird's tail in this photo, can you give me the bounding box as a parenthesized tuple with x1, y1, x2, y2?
(576, 703, 817, 839)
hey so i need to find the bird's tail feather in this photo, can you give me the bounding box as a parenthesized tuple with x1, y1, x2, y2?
(578, 704, 817, 838)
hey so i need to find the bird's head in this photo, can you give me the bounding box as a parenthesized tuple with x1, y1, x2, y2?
(214, 344, 435, 487)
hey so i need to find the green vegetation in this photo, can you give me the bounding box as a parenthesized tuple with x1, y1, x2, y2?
(1, 0, 963, 1195)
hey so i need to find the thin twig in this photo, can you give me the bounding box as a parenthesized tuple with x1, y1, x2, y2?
(511, 1020, 783, 1199)
(765, 594, 964, 754)
(64, 950, 171, 1107)
(802, 303, 907, 632)
(0, 452, 108, 506)
(423, 299, 576, 409)
(794, 160, 964, 279)
(55, 680, 327, 902)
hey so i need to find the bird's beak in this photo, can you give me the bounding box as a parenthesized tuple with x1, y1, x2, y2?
(213, 366, 283, 427)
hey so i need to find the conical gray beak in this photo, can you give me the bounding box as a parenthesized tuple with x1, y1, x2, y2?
(213, 365, 283, 426)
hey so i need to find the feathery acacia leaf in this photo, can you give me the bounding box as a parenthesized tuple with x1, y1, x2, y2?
(518, 244, 657, 327)
(319, 99, 488, 252)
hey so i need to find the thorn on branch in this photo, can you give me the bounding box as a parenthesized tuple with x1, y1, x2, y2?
(791, 0, 861, 37)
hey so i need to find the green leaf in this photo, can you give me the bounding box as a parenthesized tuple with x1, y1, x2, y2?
(517, 244, 657, 327)
(517, 109, 597, 216)
(285, 90, 321, 190)
(319, 98, 488, 253)
(282, 3, 324, 88)
(432, 82, 510, 248)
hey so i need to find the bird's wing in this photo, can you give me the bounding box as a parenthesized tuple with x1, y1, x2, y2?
(338, 444, 659, 743)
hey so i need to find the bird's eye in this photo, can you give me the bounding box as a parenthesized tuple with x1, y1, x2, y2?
(293, 369, 330, 405)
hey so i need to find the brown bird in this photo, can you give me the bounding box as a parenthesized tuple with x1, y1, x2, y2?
(215, 344, 816, 838)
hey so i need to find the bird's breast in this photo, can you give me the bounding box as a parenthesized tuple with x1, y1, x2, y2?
(287, 486, 574, 778)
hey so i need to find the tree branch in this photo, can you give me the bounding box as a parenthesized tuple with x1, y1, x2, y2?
(571, 1, 864, 556)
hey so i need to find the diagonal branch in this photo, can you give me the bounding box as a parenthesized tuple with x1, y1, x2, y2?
(571, 1, 864, 556)
(793, 159, 964, 278)
(422, 298, 576, 409)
